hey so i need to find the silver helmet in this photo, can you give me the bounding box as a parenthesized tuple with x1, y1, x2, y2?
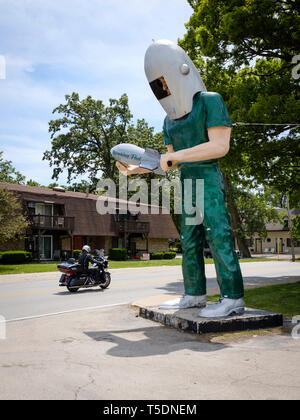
(144, 39, 206, 120)
(82, 245, 91, 253)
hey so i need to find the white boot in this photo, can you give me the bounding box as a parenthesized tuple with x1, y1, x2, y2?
(159, 294, 206, 310)
(199, 297, 245, 318)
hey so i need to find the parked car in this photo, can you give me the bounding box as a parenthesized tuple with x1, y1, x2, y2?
(204, 248, 240, 259)
(204, 247, 212, 258)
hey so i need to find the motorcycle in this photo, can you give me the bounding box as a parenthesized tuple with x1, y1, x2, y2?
(58, 250, 111, 293)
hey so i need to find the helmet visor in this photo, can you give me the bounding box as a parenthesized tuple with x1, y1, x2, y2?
(149, 76, 171, 100)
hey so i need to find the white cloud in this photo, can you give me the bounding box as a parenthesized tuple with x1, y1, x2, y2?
(0, 0, 193, 184)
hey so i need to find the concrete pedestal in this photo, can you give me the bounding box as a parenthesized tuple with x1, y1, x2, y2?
(132, 295, 283, 334)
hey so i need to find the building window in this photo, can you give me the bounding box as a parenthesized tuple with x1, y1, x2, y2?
(287, 238, 300, 247)
(267, 238, 271, 243)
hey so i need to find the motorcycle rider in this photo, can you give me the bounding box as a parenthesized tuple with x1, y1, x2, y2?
(78, 245, 99, 283)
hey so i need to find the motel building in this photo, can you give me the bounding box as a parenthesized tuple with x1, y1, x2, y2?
(0, 182, 179, 261)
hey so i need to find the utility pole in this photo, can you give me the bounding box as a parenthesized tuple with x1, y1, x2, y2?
(286, 192, 295, 262)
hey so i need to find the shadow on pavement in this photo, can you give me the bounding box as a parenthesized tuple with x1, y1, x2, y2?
(53, 288, 106, 296)
(156, 275, 300, 295)
(84, 326, 227, 358)
(156, 281, 185, 295)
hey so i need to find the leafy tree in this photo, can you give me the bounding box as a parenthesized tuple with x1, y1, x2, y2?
(180, 0, 300, 255)
(65, 180, 95, 193)
(183, 0, 299, 67)
(223, 175, 282, 256)
(44, 93, 180, 222)
(44, 93, 133, 182)
(181, 0, 300, 190)
(262, 185, 287, 208)
(127, 120, 165, 154)
(292, 215, 300, 241)
(44, 92, 170, 184)
(235, 187, 282, 243)
(0, 188, 29, 244)
(26, 179, 41, 187)
(0, 151, 25, 184)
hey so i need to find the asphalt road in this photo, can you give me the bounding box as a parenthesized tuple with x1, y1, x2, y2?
(1, 260, 300, 400)
(0, 261, 299, 322)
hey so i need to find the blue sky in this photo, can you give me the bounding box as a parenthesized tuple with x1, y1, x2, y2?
(0, 0, 193, 185)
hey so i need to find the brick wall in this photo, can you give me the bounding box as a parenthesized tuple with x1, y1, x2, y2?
(135, 237, 169, 253)
(0, 238, 25, 252)
(104, 236, 112, 255)
(61, 236, 71, 251)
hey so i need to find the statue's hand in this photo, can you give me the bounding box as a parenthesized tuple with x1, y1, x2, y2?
(116, 161, 139, 176)
(160, 153, 178, 172)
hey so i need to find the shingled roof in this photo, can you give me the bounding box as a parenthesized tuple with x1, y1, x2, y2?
(0, 182, 180, 239)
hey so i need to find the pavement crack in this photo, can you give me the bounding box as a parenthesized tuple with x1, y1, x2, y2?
(74, 372, 96, 400)
(0, 362, 38, 369)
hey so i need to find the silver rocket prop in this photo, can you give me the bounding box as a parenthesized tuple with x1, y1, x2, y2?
(111, 143, 166, 176)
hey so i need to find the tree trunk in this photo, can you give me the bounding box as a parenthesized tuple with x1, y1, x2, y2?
(287, 192, 295, 262)
(222, 172, 252, 258)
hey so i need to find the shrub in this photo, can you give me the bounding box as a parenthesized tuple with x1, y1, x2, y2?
(73, 250, 82, 260)
(0, 251, 33, 264)
(163, 252, 176, 260)
(150, 251, 176, 260)
(172, 241, 182, 253)
(170, 247, 179, 253)
(150, 252, 165, 260)
(109, 248, 127, 261)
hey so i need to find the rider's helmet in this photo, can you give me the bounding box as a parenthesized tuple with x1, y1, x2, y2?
(82, 245, 91, 253)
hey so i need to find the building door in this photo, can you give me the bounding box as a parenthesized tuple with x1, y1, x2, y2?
(255, 238, 262, 253)
(275, 238, 284, 254)
(74, 236, 84, 250)
(130, 240, 137, 257)
(34, 236, 53, 260)
(42, 236, 52, 260)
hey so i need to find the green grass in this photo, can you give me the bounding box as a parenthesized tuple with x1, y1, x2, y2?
(0, 263, 58, 275)
(208, 282, 300, 318)
(0, 257, 279, 275)
(108, 257, 269, 269)
(109, 259, 183, 269)
(0, 259, 183, 275)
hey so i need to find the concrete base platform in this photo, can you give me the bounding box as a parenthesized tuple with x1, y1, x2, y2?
(132, 295, 283, 334)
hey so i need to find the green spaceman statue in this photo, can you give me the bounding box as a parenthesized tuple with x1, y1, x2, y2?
(117, 40, 244, 318)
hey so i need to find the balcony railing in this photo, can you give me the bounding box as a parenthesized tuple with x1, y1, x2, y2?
(29, 215, 75, 231)
(117, 220, 150, 234)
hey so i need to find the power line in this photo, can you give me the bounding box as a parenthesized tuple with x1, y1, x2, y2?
(233, 122, 300, 127)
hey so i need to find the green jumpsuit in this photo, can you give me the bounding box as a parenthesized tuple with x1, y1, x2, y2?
(163, 91, 244, 299)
